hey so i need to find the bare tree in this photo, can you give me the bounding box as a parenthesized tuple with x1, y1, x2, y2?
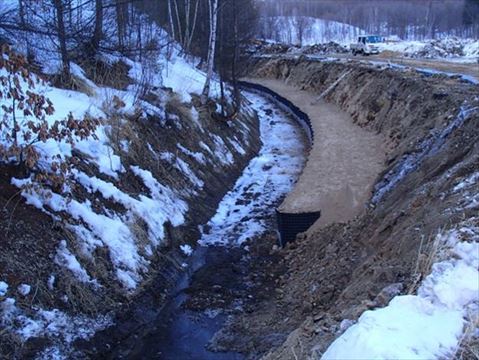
(91, 0, 103, 56)
(53, 0, 70, 79)
(201, 0, 218, 103)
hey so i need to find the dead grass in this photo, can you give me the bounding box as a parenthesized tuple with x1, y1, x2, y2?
(166, 93, 194, 123)
(408, 232, 445, 294)
(453, 311, 479, 360)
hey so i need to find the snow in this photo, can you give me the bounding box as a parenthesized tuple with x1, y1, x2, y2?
(375, 37, 479, 62)
(199, 141, 214, 155)
(47, 275, 55, 290)
(0, 296, 112, 351)
(55, 240, 96, 286)
(180, 244, 193, 256)
(17, 284, 31, 296)
(12, 177, 145, 289)
(454, 171, 479, 192)
(12, 163, 188, 290)
(199, 92, 306, 246)
(159, 152, 205, 189)
(0, 281, 8, 296)
(211, 135, 234, 165)
(177, 144, 207, 164)
(228, 137, 247, 156)
(322, 224, 479, 360)
(162, 56, 205, 102)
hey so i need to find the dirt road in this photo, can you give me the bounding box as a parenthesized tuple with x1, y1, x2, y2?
(243, 77, 386, 229)
(336, 52, 479, 81)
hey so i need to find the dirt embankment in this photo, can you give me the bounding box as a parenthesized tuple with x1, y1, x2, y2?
(212, 58, 479, 358)
(242, 77, 385, 228)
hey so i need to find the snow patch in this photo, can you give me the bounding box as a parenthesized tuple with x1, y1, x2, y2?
(180, 244, 193, 256)
(17, 284, 31, 296)
(0, 281, 8, 297)
(55, 240, 97, 286)
(322, 223, 479, 360)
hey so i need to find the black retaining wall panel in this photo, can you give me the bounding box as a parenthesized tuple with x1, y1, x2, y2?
(239, 81, 321, 246)
(276, 210, 321, 247)
(238, 81, 314, 144)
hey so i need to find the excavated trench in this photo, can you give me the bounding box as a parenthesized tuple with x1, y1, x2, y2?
(82, 89, 309, 359)
(82, 57, 479, 359)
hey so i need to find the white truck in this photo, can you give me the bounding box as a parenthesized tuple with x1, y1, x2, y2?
(350, 35, 383, 56)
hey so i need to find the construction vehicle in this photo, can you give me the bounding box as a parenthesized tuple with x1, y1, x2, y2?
(350, 35, 383, 55)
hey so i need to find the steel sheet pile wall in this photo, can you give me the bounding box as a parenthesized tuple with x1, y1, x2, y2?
(239, 81, 321, 246)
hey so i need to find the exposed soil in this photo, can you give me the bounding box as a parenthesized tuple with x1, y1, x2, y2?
(243, 77, 385, 229)
(202, 55, 479, 359)
(335, 52, 479, 81)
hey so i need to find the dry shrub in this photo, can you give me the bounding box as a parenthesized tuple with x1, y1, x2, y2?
(166, 93, 193, 123)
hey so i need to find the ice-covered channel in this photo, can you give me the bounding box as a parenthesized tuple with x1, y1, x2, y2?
(199, 91, 307, 246)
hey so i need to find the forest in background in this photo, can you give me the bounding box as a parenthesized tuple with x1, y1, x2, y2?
(257, 0, 479, 40)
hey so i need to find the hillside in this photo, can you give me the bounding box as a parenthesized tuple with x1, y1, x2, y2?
(259, 16, 365, 45)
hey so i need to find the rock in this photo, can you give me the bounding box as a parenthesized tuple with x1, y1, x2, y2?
(302, 301, 313, 314)
(374, 282, 404, 307)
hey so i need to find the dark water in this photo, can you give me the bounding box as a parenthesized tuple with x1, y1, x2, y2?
(116, 246, 245, 360)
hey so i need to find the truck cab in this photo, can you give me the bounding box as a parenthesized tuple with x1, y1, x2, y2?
(351, 35, 383, 55)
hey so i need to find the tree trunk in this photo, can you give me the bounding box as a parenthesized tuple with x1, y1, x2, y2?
(53, 0, 70, 80)
(184, 0, 190, 49)
(91, 0, 103, 56)
(201, 0, 218, 103)
(231, 0, 240, 110)
(167, 0, 176, 41)
(116, 0, 127, 52)
(172, 0, 183, 46)
(186, 0, 200, 53)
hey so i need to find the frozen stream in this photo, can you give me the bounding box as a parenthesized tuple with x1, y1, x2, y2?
(88, 91, 308, 359)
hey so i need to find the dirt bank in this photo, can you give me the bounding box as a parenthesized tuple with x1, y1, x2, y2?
(243, 77, 385, 228)
(208, 56, 479, 359)
(335, 52, 479, 81)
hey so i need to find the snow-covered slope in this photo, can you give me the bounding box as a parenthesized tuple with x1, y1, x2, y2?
(260, 16, 365, 45)
(0, 4, 259, 357)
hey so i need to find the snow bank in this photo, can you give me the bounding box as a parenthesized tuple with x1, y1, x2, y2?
(199, 92, 306, 246)
(13, 170, 188, 289)
(377, 37, 479, 62)
(322, 224, 479, 360)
